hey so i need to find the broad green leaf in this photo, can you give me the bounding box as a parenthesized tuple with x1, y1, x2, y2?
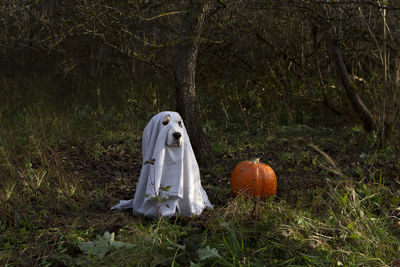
(341, 194, 347, 205)
(346, 222, 355, 229)
(78, 232, 136, 260)
(349, 234, 361, 239)
(190, 261, 205, 267)
(145, 159, 155, 165)
(159, 185, 171, 191)
(110, 239, 135, 250)
(197, 246, 222, 260)
(78, 238, 110, 259)
(103, 231, 112, 241)
(359, 210, 365, 218)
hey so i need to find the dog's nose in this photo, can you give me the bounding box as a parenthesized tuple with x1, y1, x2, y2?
(173, 132, 181, 139)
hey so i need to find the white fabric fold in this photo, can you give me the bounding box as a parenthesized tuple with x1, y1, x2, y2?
(111, 111, 212, 217)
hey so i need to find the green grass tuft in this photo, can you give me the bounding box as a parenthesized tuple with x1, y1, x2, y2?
(0, 80, 399, 266)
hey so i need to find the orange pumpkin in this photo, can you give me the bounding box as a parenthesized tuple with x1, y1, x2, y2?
(231, 158, 277, 198)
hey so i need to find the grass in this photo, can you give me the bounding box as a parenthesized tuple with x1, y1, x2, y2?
(0, 79, 399, 266)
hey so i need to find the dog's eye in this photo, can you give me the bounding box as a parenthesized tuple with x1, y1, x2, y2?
(178, 120, 182, 128)
(162, 115, 171, 125)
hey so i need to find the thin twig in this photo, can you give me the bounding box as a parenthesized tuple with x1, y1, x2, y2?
(308, 143, 338, 168)
(309, 143, 344, 176)
(0, 208, 14, 222)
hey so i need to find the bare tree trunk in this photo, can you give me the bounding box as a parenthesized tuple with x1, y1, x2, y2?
(175, 0, 212, 163)
(322, 24, 376, 132)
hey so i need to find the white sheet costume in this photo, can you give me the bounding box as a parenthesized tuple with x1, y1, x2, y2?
(111, 111, 212, 217)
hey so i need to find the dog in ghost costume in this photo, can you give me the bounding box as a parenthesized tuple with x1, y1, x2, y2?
(111, 111, 212, 217)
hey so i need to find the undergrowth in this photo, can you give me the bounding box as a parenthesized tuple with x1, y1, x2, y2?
(0, 79, 399, 266)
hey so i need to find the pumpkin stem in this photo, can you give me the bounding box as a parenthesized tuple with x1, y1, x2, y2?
(253, 158, 260, 164)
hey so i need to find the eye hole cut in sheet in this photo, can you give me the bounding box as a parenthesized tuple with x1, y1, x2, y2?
(111, 111, 213, 217)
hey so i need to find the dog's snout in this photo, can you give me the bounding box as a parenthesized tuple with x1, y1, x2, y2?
(173, 132, 181, 139)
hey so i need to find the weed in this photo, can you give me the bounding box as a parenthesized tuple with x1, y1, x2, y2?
(0, 78, 399, 266)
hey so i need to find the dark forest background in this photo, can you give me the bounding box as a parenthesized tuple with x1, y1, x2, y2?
(2, 0, 400, 138)
(1, 1, 400, 266)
